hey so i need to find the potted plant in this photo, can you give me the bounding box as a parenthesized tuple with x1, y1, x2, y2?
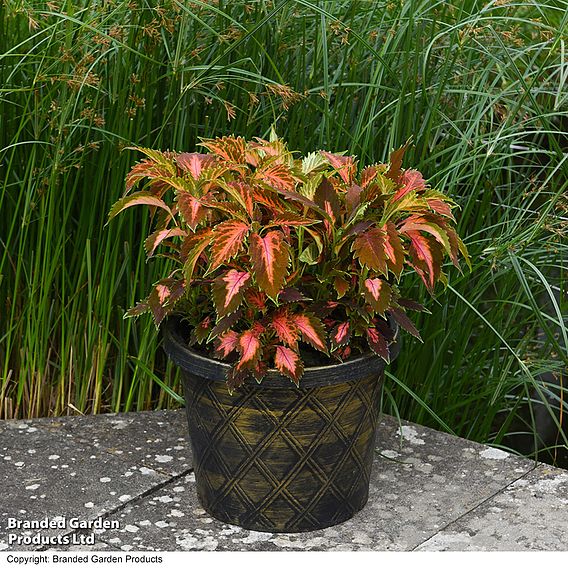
(109, 134, 469, 532)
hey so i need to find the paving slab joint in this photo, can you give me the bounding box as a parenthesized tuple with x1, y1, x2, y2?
(410, 460, 540, 551)
(36, 467, 194, 552)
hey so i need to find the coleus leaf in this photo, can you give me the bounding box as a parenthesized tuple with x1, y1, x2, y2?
(384, 222, 405, 278)
(245, 289, 267, 310)
(292, 313, 328, 354)
(210, 220, 250, 271)
(366, 327, 390, 362)
(385, 140, 411, 183)
(320, 150, 356, 184)
(427, 198, 455, 221)
(400, 216, 451, 256)
(331, 322, 351, 350)
(181, 229, 213, 281)
(176, 152, 216, 179)
(392, 169, 427, 201)
(144, 227, 187, 257)
(249, 230, 290, 299)
(190, 316, 212, 346)
(279, 287, 310, 303)
(407, 231, 440, 291)
(108, 192, 173, 221)
(274, 346, 304, 385)
(177, 192, 207, 231)
(314, 176, 341, 223)
(212, 270, 251, 317)
(388, 307, 422, 341)
(271, 309, 299, 347)
(363, 278, 392, 316)
(209, 309, 243, 340)
(333, 276, 350, 299)
(269, 212, 320, 227)
(200, 135, 247, 164)
(351, 228, 388, 276)
(237, 325, 263, 367)
(214, 330, 239, 359)
(397, 298, 427, 312)
(255, 162, 296, 190)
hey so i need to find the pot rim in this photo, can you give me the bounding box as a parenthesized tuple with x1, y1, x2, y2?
(162, 315, 399, 388)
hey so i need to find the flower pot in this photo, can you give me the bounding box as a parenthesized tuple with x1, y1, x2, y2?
(162, 317, 399, 533)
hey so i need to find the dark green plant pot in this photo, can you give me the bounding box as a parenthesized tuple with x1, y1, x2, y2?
(163, 318, 399, 533)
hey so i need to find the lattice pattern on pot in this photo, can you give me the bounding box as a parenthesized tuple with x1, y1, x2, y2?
(183, 373, 382, 531)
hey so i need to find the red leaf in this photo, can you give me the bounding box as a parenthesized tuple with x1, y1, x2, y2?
(292, 313, 328, 354)
(360, 165, 379, 188)
(383, 222, 405, 278)
(210, 220, 250, 270)
(400, 216, 451, 255)
(271, 309, 299, 347)
(427, 198, 455, 221)
(363, 278, 392, 316)
(388, 308, 422, 341)
(274, 346, 304, 385)
(320, 151, 357, 184)
(215, 330, 239, 358)
(108, 192, 173, 221)
(331, 322, 351, 350)
(237, 327, 263, 366)
(144, 227, 187, 257)
(249, 231, 290, 299)
(176, 152, 216, 179)
(393, 169, 427, 201)
(212, 270, 251, 317)
(209, 309, 242, 339)
(351, 228, 388, 275)
(245, 289, 267, 310)
(407, 231, 439, 291)
(366, 328, 390, 362)
(177, 192, 207, 231)
(397, 298, 426, 312)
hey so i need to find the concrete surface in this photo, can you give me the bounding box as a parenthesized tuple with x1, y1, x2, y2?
(0, 410, 566, 551)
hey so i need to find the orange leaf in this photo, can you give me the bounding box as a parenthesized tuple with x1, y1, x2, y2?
(177, 192, 207, 230)
(292, 313, 328, 353)
(351, 228, 388, 275)
(210, 220, 250, 270)
(249, 231, 290, 299)
(271, 309, 299, 347)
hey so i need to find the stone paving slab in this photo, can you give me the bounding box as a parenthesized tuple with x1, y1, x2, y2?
(2, 410, 567, 552)
(415, 465, 568, 551)
(30, 410, 191, 476)
(93, 416, 536, 551)
(0, 422, 171, 551)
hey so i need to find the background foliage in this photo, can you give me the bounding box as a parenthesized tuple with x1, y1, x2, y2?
(1, 0, 566, 464)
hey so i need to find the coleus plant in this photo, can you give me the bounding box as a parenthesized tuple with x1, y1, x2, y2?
(109, 134, 469, 390)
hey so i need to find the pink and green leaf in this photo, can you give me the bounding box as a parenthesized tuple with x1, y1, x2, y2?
(274, 346, 304, 385)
